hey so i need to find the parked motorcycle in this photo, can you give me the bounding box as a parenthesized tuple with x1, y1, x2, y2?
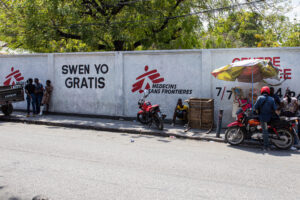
(225, 104, 295, 150)
(137, 90, 165, 130)
(280, 116, 300, 145)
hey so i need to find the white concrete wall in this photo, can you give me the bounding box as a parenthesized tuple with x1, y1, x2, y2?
(0, 48, 299, 126)
(0, 54, 48, 109)
(51, 52, 117, 116)
(123, 50, 202, 118)
(209, 48, 300, 125)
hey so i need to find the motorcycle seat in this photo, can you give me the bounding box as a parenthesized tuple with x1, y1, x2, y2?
(268, 119, 290, 128)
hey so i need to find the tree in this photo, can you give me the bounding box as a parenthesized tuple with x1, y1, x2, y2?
(199, 7, 299, 48)
(199, 11, 282, 48)
(282, 21, 300, 47)
(0, 0, 295, 52)
(0, 0, 202, 52)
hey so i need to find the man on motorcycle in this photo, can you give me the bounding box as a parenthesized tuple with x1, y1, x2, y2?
(254, 86, 277, 151)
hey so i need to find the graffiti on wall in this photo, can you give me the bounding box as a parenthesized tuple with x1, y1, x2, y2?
(3, 67, 24, 86)
(61, 64, 109, 89)
(215, 86, 300, 101)
(132, 65, 164, 93)
(232, 56, 292, 80)
(131, 65, 193, 95)
(215, 56, 297, 101)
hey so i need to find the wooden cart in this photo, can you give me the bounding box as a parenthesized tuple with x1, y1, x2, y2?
(0, 84, 24, 116)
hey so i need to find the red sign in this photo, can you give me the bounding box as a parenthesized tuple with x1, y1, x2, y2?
(132, 65, 164, 93)
(3, 67, 24, 86)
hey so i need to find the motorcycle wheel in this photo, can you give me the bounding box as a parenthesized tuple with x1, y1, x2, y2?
(272, 129, 294, 150)
(225, 127, 244, 145)
(154, 113, 163, 130)
(137, 113, 148, 124)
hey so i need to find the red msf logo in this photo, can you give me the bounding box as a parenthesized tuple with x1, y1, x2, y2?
(132, 65, 164, 93)
(3, 67, 24, 86)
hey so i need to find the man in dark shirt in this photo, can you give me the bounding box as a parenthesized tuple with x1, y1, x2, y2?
(254, 86, 277, 151)
(270, 87, 281, 107)
(34, 78, 44, 114)
(25, 78, 36, 116)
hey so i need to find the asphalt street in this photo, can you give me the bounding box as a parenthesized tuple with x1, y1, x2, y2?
(0, 122, 299, 200)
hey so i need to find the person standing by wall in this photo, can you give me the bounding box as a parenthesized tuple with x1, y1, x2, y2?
(39, 80, 53, 115)
(280, 89, 300, 150)
(34, 78, 44, 114)
(25, 78, 36, 117)
(270, 87, 281, 106)
(281, 89, 298, 117)
(270, 87, 281, 116)
(254, 86, 277, 151)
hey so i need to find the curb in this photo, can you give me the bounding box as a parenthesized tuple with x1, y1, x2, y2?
(0, 116, 225, 143)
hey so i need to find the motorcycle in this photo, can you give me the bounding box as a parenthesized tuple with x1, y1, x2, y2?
(137, 90, 165, 130)
(280, 116, 300, 145)
(225, 103, 295, 150)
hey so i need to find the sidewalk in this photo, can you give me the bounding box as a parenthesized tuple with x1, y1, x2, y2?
(0, 112, 225, 142)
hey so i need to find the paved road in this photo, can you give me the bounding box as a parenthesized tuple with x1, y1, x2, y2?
(0, 122, 299, 200)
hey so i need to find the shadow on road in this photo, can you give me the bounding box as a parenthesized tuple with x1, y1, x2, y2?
(228, 144, 300, 156)
(8, 197, 22, 200)
(129, 133, 174, 143)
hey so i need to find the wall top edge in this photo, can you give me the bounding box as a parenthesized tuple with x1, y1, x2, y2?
(0, 47, 299, 58)
(0, 54, 48, 58)
(208, 47, 300, 52)
(53, 51, 116, 56)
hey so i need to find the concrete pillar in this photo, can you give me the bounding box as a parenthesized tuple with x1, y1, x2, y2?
(201, 50, 213, 98)
(114, 51, 124, 116)
(47, 53, 55, 112)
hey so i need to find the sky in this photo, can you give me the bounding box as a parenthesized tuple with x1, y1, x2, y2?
(286, 0, 300, 22)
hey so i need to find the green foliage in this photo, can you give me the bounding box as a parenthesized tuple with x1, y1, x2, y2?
(0, 0, 204, 52)
(0, 0, 298, 52)
(199, 10, 299, 48)
(282, 22, 300, 47)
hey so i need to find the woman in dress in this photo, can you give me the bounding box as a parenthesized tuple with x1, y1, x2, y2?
(39, 80, 53, 115)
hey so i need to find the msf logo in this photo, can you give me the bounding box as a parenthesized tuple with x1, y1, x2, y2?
(132, 65, 164, 93)
(3, 67, 24, 86)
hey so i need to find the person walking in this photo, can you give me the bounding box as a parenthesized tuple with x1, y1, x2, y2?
(25, 78, 36, 117)
(39, 80, 53, 115)
(254, 86, 277, 151)
(34, 78, 44, 114)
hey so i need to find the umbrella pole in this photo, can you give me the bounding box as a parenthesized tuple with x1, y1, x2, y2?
(252, 65, 254, 113)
